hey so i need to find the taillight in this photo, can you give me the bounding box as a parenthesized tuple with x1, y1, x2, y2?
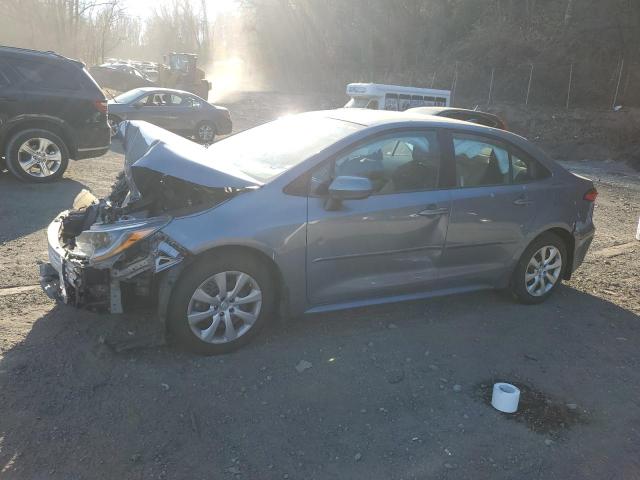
(94, 100, 108, 113)
(583, 187, 598, 202)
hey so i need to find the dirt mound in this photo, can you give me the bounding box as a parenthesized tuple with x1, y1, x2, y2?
(487, 103, 640, 169)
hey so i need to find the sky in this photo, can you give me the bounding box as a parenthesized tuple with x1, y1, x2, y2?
(122, 0, 238, 19)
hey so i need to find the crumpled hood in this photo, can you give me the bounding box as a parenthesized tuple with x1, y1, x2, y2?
(119, 120, 261, 197)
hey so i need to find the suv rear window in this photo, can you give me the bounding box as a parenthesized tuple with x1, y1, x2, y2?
(3, 57, 81, 91)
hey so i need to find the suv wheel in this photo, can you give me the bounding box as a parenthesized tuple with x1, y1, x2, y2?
(5, 129, 69, 182)
(510, 233, 567, 304)
(168, 252, 276, 355)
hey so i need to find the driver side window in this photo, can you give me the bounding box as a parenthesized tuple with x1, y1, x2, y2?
(312, 132, 441, 196)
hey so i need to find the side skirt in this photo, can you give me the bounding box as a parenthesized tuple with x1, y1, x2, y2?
(304, 284, 494, 315)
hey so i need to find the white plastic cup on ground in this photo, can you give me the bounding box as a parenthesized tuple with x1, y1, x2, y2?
(491, 382, 520, 413)
(636, 216, 640, 241)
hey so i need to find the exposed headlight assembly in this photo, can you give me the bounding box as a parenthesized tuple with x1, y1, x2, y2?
(74, 217, 170, 263)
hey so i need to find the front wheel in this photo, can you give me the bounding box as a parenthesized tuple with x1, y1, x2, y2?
(167, 252, 276, 354)
(510, 233, 567, 304)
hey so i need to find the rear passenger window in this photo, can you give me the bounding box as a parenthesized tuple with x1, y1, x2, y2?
(453, 134, 509, 187)
(3, 58, 79, 91)
(511, 152, 550, 183)
(453, 133, 550, 187)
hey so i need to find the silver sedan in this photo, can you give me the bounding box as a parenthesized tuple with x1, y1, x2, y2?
(107, 87, 232, 143)
(40, 110, 596, 354)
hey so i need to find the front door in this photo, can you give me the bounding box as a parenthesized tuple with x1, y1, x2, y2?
(306, 130, 451, 306)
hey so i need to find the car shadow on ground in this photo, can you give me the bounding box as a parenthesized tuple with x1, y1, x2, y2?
(0, 172, 87, 243)
(0, 286, 639, 479)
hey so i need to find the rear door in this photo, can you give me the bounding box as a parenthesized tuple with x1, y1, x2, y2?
(0, 60, 24, 129)
(306, 129, 451, 305)
(165, 93, 198, 132)
(439, 131, 541, 287)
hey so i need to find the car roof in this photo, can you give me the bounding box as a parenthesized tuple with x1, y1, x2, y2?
(320, 108, 481, 128)
(126, 87, 198, 96)
(407, 106, 500, 118)
(0, 45, 83, 66)
(314, 108, 532, 152)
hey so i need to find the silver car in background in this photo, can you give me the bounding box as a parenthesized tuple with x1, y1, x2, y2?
(40, 110, 596, 354)
(107, 87, 232, 143)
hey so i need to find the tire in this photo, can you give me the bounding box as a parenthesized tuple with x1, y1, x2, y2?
(194, 121, 216, 144)
(510, 233, 567, 304)
(167, 252, 277, 355)
(5, 129, 69, 182)
(107, 115, 122, 138)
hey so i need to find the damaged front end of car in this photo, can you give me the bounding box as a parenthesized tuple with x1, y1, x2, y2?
(40, 120, 259, 315)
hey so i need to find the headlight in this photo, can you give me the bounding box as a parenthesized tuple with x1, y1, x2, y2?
(74, 217, 170, 263)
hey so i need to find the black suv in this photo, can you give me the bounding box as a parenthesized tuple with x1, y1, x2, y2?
(0, 46, 110, 182)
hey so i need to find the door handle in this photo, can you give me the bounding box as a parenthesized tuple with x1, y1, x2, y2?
(418, 205, 449, 216)
(513, 197, 533, 206)
(0, 97, 17, 102)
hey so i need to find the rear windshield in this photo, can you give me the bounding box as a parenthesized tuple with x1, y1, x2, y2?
(114, 89, 145, 104)
(206, 115, 363, 182)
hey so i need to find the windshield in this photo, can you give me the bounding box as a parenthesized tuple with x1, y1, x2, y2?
(344, 97, 372, 108)
(206, 115, 362, 182)
(113, 89, 144, 104)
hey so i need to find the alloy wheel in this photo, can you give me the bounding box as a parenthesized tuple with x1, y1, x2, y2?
(198, 124, 215, 142)
(525, 245, 562, 296)
(17, 138, 62, 178)
(187, 271, 262, 344)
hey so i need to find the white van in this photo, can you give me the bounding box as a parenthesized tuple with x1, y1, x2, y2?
(344, 83, 451, 111)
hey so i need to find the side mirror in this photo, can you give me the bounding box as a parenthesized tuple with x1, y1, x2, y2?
(133, 102, 143, 109)
(328, 176, 374, 201)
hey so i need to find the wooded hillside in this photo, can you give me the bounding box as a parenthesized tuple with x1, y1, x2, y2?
(242, 0, 640, 107)
(2, 1, 640, 108)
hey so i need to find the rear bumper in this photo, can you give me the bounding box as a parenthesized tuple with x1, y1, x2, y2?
(73, 122, 110, 159)
(215, 115, 233, 135)
(572, 223, 595, 273)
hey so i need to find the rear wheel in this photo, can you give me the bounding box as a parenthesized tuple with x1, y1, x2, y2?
(194, 121, 216, 144)
(510, 233, 567, 304)
(167, 252, 276, 354)
(5, 129, 69, 182)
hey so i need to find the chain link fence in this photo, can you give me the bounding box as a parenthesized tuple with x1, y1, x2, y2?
(429, 59, 637, 110)
(318, 58, 640, 111)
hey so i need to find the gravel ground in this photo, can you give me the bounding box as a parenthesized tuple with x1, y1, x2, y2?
(0, 94, 638, 479)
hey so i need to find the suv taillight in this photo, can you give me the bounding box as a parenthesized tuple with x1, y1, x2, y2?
(583, 187, 598, 202)
(94, 100, 108, 113)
